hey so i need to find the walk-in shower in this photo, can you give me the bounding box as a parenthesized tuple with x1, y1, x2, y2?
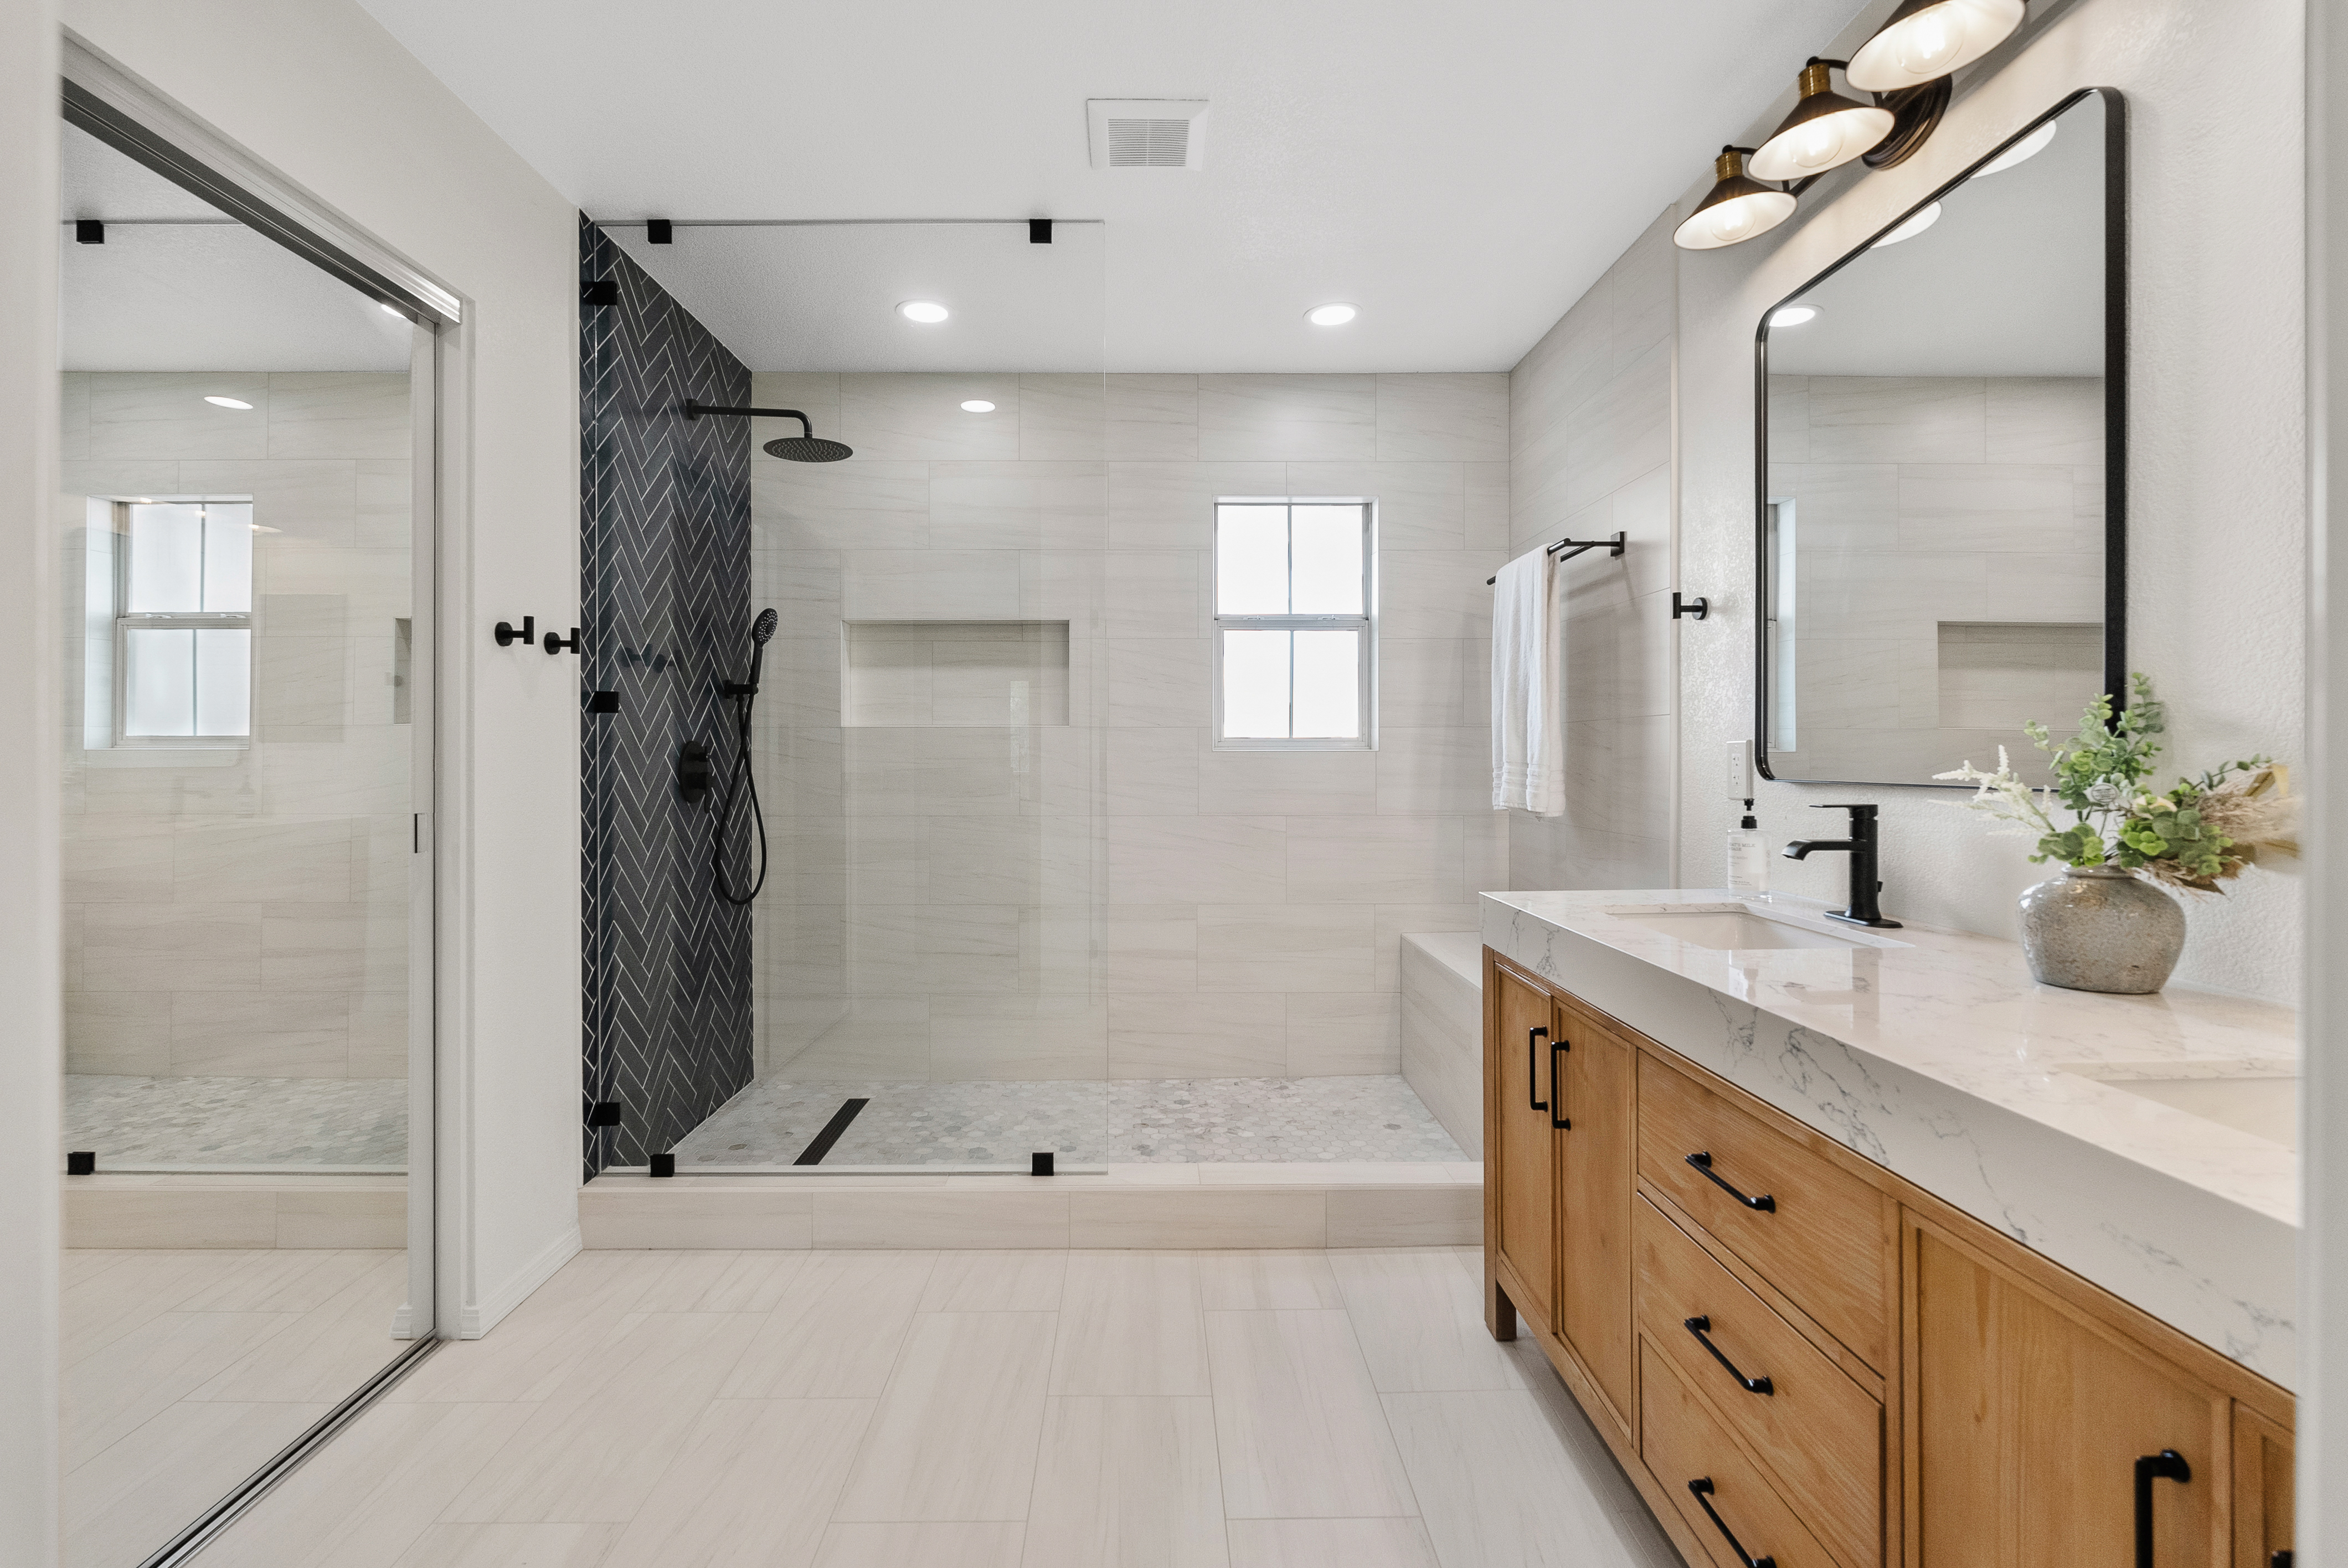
(581, 214, 1476, 1178)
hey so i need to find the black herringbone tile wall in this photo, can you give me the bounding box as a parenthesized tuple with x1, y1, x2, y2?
(581, 215, 754, 1177)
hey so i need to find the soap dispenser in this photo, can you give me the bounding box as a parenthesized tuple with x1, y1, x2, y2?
(1727, 800, 1769, 894)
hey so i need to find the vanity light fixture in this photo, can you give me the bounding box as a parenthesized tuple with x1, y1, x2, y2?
(1846, 0, 2028, 92)
(1673, 149, 1798, 251)
(1305, 302, 1358, 326)
(1769, 303, 1821, 327)
(1748, 60, 1896, 181)
(897, 300, 950, 324)
(203, 396, 254, 409)
(1974, 117, 2057, 175)
(1871, 202, 1943, 246)
(960, 400, 996, 412)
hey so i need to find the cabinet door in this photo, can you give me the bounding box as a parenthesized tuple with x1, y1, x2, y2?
(2231, 1405, 2293, 1568)
(1556, 1002, 1635, 1423)
(1487, 963, 1558, 1332)
(1913, 1221, 2228, 1568)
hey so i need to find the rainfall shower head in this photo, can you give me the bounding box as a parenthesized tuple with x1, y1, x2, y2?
(681, 399, 854, 462)
(762, 434, 853, 463)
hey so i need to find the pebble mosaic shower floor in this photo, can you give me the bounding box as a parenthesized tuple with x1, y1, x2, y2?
(668, 1072, 1469, 1168)
(64, 1075, 409, 1169)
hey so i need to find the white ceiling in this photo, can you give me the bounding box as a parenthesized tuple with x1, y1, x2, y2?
(60, 122, 415, 372)
(1769, 91, 2107, 378)
(357, 0, 1870, 373)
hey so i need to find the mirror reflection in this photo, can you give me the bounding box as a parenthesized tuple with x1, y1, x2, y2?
(1759, 89, 2115, 787)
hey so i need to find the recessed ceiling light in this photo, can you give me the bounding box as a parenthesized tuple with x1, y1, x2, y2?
(1871, 202, 1943, 247)
(898, 300, 950, 324)
(960, 400, 996, 412)
(1770, 304, 1822, 328)
(1305, 303, 1358, 327)
(204, 396, 254, 409)
(1974, 118, 2057, 176)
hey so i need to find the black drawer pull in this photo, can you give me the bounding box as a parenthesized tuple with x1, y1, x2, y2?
(1683, 1316, 1773, 1395)
(1686, 1151, 1776, 1212)
(1552, 1037, 1571, 1129)
(2134, 1450, 2190, 1568)
(1688, 1478, 1775, 1568)
(1528, 1027, 1548, 1112)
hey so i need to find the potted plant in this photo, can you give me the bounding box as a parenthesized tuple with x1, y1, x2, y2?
(1936, 675, 2294, 994)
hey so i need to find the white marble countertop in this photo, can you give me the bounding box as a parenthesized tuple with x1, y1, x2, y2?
(1482, 888, 2299, 1389)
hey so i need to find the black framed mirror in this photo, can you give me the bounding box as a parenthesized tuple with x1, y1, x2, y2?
(1754, 86, 2125, 788)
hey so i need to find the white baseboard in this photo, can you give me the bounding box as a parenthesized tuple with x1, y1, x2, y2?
(459, 1221, 581, 1339)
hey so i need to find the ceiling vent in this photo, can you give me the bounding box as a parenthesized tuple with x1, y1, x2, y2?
(1088, 99, 1208, 170)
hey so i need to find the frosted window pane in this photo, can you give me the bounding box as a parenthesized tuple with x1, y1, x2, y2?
(195, 628, 251, 736)
(125, 628, 195, 735)
(1289, 506, 1363, 614)
(1291, 629, 1360, 737)
(1222, 629, 1291, 738)
(1216, 506, 1289, 614)
(202, 504, 254, 612)
(127, 504, 204, 612)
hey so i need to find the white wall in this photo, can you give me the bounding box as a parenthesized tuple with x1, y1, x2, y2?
(58, 0, 589, 1331)
(1657, 0, 2304, 1005)
(0, 0, 64, 1556)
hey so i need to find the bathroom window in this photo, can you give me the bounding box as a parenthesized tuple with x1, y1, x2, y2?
(112, 499, 254, 745)
(1212, 500, 1375, 750)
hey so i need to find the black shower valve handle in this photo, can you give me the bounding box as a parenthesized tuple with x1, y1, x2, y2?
(544, 627, 581, 656)
(493, 616, 535, 648)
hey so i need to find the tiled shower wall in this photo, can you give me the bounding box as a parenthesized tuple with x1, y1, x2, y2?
(1507, 210, 1679, 892)
(1764, 373, 2107, 783)
(751, 371, 1508, 1084)
(58, 372, 413, 1080)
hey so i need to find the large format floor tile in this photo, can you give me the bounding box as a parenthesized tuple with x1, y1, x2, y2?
(188, 1246, 1685, 1568)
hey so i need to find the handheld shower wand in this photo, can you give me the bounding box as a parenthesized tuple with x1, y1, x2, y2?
(712, 609, 779, 906)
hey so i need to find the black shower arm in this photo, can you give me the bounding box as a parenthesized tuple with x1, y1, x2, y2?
(682, 400, 811, 438)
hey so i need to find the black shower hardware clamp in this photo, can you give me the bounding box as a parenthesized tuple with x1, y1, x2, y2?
(1485, 530, 1625, 585)
(544, 627, 580, 655)
(1673, 592, 1711, 621)
(493, 616, 535, 648)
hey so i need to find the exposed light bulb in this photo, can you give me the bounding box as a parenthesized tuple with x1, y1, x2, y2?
(1894, 13, 1958, 73)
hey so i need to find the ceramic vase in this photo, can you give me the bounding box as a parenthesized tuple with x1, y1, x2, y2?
(2016, 864, 2185, 994)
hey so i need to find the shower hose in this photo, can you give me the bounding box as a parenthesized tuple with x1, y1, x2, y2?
(710, 685, 768, 906)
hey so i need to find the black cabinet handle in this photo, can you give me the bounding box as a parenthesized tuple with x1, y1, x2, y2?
(1684, 1316, 1773, 1395)
(1686, 1151, 1776, 1213)
(1551, 1037, 1571, 1130)
(1528, 1028, 1548, 1112)
(2134, 1450, 2190, 1568)
(1687, 1479, 1774, 1568)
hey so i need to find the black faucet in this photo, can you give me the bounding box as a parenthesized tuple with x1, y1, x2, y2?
(1783, 804, 1902, 929)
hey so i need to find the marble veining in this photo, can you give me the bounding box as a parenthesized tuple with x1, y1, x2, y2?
(65, 1074, 407, 1168)
(1483, 888, 2300, 1388)
(669, 1073, 1466, 1168)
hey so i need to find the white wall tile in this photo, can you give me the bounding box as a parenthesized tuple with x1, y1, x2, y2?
(1107, 375, 1201, 461)
(1109, 818, 1287, 904)
(266, 373, 410, 460)
(89, 373, 270, 460)
(1198, 376, 1376, 462)
(1109, 993, 1288, 1079)
(1197, 749, 1376, 816)
(1286, 817, 1462, 904)
(1197, 905, 1374, 993)
(1374, 374, 1508, 462)
(842, 373, 1023, 460)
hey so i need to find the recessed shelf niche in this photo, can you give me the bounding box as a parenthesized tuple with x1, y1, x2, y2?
(841, 620, 1070, 728)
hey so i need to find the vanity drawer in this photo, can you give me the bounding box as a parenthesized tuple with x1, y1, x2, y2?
(1639, 1055, 1894, 1371)
(1635, 1195, 1881, 1568)
(1642, 1340, 1840, 1568)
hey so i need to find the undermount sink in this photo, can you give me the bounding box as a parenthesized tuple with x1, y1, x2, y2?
(2061, 1065, 2300, 1150)
(1604, 902, 1903, 952)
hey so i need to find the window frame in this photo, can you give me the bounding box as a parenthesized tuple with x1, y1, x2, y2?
(108, 497, 256, 750)
(1209, 496, 1378, 752)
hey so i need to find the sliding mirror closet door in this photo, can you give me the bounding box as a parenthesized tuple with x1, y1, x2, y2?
(584, 218, 1110, 1174)
(56, 108, 433, 1566)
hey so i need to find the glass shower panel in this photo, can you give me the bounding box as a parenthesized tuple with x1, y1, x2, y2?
(606, 218, 1110, 1172)
(56, 115, 429, 1565)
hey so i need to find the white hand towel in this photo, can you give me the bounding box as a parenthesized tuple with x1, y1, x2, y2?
(1491, 549, 1564, 816)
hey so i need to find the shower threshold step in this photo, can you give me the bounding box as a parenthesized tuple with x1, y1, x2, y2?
(579, 1160, 1480, 1250)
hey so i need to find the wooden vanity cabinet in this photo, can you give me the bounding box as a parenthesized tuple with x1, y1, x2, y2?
(1483, 952, 2297, 1568)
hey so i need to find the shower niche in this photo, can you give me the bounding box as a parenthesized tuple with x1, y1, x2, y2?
(841, 619, 1070, 728)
